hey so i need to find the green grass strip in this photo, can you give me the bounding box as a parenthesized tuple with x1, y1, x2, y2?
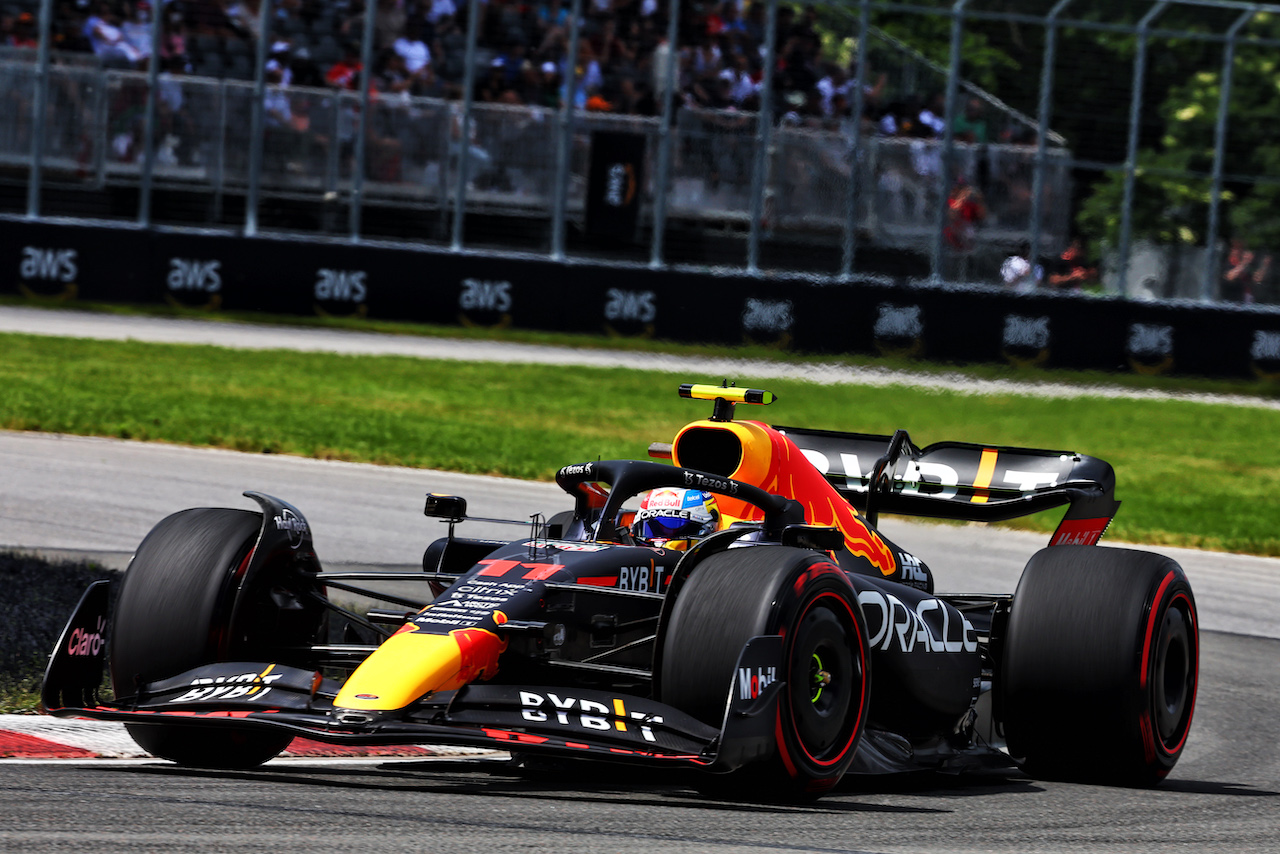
(2, 332, 1278, 556)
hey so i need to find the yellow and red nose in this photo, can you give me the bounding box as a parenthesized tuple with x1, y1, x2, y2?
(333, 624, 507, 712)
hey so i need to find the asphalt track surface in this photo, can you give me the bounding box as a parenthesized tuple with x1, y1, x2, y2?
(2, 307, 1279, 852)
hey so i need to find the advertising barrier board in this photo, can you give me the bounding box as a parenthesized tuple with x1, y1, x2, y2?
(3, 219, 1278, 380)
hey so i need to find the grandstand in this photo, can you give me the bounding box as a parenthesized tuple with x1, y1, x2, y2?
(1, 0, 1070, 279)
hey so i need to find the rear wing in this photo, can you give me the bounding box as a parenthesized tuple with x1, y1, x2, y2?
(776, 425, 1121, 547)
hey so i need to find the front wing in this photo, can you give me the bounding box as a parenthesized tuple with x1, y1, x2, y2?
(42, 582, 783, 771)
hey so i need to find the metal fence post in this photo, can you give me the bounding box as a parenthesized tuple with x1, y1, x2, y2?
(213, 81, 228, 224)
(648, 0, 682, 269)
(138, 0, 167, 227)
(839, 0, 871, 279)
(244, 0, 275, 237)
(451, 0, 483, 251)
(349, 0, 380, 241)
(746, 0, 779, 275)
(1202, 8, 1255, 301)
(551, 0, 585, 261)
(1027, 0, 1073, 276)
(1116, 1, 1169, 296)
(25, 0, 54, 219)
(930, 0, 970, 283)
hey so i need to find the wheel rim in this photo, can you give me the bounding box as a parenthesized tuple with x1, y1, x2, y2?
(1152, 602, 1194, 747)
(788, 599, 861, 761)
(810, 652, 831, 704)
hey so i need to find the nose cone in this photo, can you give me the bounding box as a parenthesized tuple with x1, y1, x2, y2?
(333, 624, 507, 712)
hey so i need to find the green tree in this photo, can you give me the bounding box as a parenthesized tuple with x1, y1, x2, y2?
(1075, 12, 1280, 250)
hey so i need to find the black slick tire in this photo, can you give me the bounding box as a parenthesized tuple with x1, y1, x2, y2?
(659, 546, 870, 800)
(1002, 545, 1198, 786)
(110, 508, 299, 769)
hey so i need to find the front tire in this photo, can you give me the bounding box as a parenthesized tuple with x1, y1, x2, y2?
(110, 508, 320, 769)
(659, 547, 870, 799)
(1002, 545, 1198, 786)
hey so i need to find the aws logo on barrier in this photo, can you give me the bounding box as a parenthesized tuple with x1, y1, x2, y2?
(314, 268, 369, 318)
(874, 303, 923, 357)
(605, 163, 637, 208)
(603, 287, 656, 338)
(1127, 323, 1174, 375)
(459, 278, 513, 329)
(165, 258, 222, 311)
(18, 246, 78, 300)
(1252, 330, 1280, 380)
(742, 298, 793, 348)
(1001, 314, 1051, 368)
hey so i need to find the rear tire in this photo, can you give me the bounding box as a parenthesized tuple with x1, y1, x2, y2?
(1002, 545, 1198, 786)
(110, 508, 320, 769)
(659, 547, 869, 800)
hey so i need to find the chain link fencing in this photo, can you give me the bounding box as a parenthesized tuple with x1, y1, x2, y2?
(2, 0, 1278, 306)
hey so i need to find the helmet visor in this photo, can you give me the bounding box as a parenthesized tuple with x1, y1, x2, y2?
(634, 514, 712, 541)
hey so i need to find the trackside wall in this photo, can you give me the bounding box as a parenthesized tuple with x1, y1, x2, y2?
(3, 219, 1280, 380)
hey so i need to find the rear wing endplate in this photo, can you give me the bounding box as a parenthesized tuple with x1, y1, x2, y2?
(776, 425, 1121, 547)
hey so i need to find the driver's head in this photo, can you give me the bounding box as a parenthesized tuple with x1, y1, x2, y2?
(631, 488, 719, 549)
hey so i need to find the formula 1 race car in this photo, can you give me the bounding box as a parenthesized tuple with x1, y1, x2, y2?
(43, 383, 1199, 799)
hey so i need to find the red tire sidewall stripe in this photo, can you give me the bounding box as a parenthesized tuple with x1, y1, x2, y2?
(1158, 591, 1198, 757)
(779, 589, 867, 771)
(1139, 571, 1198, 758)
(1139, 572, 1176, 690)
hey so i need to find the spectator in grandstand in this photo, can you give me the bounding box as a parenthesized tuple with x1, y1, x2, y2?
(1046, 239, 1096, 290)
(650, 33, 672, 104)
(1253, 251, 1276, 304)
(815, 62, 845, 119)
(121, 1, 154, 62)
(261, 57, 315, 174)
(325, 41, 364, 89)
(688, 65, 735, 111)
(431, 9, 467, 97)
(1000, 241, 1044, 292)
(943, 177, 985, 253)
(613, 74, 656, 116)
(224, 0, 264, 43)
(393, 16, 431, 80)
(589, 17, 634, 72)
(721, 53, 757, 108)
(374, 0, 407, 51)
(952, 97, 989, 144)
(262, 59, 296, 128)
(337, 0, 372, 46)
(448, 105, 493, 188)
(494, 41, 533, 90)
(289, 47, 328, 88)
(477, 56, 514, 103)
(426, 0, 457, 28)
(533, 18, 567, 65)
(377, 47, 414, 103)
(570, 39, 604, 109)
(534, 0, 569, 33)
(534, 59, 561, 108)
(154, 53, 197, 164)
(267, 39, 294, 84)
(4, 10, 37, 48)
(586, 89, 612, 111)
(83, 1, 145, 68)
(159, 6, 191, 66)
(1221, 238, 1268, 304)
(917, 92, 947, 137)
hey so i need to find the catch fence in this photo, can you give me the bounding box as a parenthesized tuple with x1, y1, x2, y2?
(2, 0, 1278, 305)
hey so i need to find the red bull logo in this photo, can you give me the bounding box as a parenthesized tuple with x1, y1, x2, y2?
(450, 617, 508, 687)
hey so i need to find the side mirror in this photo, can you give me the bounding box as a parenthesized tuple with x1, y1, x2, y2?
(424, 494, 467, 521)
(781, 524, 845, 552)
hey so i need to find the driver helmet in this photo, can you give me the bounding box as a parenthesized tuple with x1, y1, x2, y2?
(631, 488, 720, 546)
